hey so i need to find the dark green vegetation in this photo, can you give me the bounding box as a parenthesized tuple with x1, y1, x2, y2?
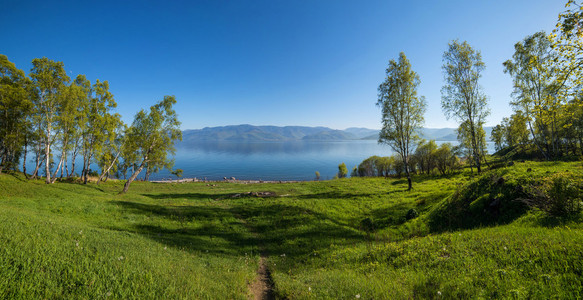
(1, 160, 582, 298)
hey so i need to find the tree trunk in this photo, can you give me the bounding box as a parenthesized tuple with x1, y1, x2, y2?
(22, 139, 28, 178)
(528, 121, 549, 160)
(63, 152, 68, 179)
(97, 150, 121, 185)
(50, 152, 66, 183)
(69, 141, 79, 177)
(82, 154, 92, 184)
(404, 157, 412, 191)
(44, 124, 51, 184)
(121, 161, 146, 194)
(31, 154, 45, 180)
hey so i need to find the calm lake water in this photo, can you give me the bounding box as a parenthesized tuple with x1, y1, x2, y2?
(149, 140, 495, 181)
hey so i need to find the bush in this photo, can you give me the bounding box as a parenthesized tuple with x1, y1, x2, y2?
(360, 217, 374, 233)
(405, 208, 419, 220)
(338, 163, 348, 178)
(522, 173, 582, 217)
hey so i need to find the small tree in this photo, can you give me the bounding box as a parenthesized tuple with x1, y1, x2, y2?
(315, 171, 320, 181)
(171, 169, 183, 179)
(491, 124, 505, 152)
(350, 166, 358, 177)
(121, 95, 182, 193)
(338, 162, 348, 178)
(377, 52, 426, 190)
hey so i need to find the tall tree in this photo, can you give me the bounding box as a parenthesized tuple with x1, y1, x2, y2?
(377, 52, 426, 190)
(441, 40, 489, 173)
(70, 75, 91, 177)
(0, 55, 32, 174)
(30, 57, 70, 183)
(81, 79, 117, 184)
(503, 32, 560, 159)
(121, 95, 181, 193)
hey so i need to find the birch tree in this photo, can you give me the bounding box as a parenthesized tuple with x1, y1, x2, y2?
(121, 95, 181, 193)
(30, 57, 70, 183)
(81, 79, 116, 184)
(377, 52, 426, 190)
(441, 40, 489, 173)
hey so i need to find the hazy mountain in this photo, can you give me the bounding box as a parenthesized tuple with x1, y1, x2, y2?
(180, 125, 493, 142)
(302, 130, 357, 140)
(182, 125, 342, 142)
(343, 128, 379, 139)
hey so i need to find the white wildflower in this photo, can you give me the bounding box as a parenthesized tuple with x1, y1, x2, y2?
(355, 294, 361, 298)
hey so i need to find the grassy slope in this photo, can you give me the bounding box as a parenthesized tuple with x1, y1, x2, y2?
(0, 161, 582, 299)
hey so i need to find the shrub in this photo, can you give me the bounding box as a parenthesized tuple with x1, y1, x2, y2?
(360, 217, 374, 233)
(405, 208, 419, 220)
(522, 173, 582, 217)
(338, 163, 348, 178)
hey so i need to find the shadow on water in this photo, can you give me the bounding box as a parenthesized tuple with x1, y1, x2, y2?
(109, 194, 366, 262)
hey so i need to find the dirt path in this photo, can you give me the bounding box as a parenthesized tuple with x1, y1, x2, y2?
(225, 205, 276, 300)
(249, 255, 275, 300)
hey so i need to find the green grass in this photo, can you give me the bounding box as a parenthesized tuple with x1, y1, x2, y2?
(0, 160, 582, 298)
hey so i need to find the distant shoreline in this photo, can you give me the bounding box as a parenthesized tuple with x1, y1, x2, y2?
(150, 178, 305, 184)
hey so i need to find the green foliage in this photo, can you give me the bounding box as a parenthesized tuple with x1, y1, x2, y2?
(357, 155, 393, 177)
(122, 96, 182, 192)
(504, 31, 561, 159)
(412, 140, 437, 174)
(377, 52, 426, 189)
(521, 173, 582, 217)
(405, 208, 419, 220)
(0, 54, 32, 173)
(442, 40, 490, 173)
(170, 169, 183, 179)
(337, 162, 348, 178)
(30, 57, 71, 183)
(359, 217, 374, 233)
(551, 0, 583, 97)
(350, 165, 358, 178)
(434, 143, 459, 175)
(428, 169, 529, 232)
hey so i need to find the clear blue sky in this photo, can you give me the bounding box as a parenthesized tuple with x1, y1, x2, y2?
(1, 0, 566, 130)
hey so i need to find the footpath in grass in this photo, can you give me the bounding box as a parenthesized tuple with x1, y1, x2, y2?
(0, 160, 582, 298)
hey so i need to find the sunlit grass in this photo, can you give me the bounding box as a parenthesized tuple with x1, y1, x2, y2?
(0, 160, 581, 298)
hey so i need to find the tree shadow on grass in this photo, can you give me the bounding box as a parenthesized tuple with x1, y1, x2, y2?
(109, 197, 366, 263)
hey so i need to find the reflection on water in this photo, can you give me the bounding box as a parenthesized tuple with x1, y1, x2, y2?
(148, 140, 495, 181)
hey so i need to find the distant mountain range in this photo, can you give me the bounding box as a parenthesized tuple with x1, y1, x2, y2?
(181, 125, 493, 143)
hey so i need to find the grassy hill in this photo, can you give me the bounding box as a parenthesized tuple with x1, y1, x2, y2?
(0, 161, 582, 298)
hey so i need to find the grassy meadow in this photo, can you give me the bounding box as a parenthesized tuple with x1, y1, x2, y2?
(0, 160, 582, 299)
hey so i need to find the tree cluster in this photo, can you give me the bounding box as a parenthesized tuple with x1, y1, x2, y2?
(0, 55, 181, 192)
(375, 1, 583, 191)
(495, 2, 583, 159)
(410, 140, 460, 176)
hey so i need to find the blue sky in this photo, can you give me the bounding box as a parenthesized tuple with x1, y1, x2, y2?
(1, 0, 566, 130)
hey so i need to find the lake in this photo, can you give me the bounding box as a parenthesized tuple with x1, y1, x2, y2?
(149, 140, 495, 181)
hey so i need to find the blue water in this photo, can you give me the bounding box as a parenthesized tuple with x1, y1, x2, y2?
(149, 140, 495, 181)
